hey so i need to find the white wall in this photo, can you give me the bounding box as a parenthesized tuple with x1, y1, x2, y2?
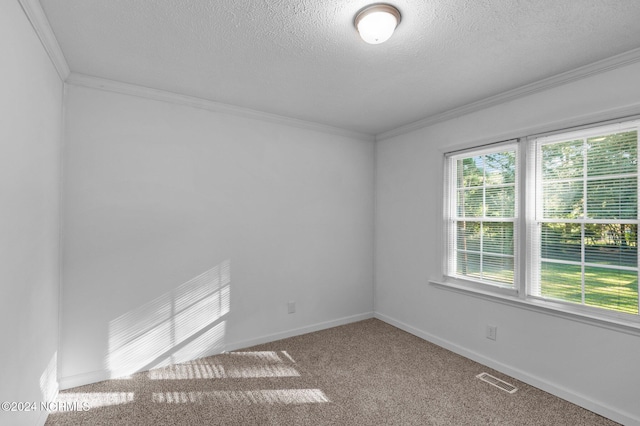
(59, 84, 374, 387)
(0, 1, 63, 425)
(10, 0, 638, 422)
(375, 61, 640, 425)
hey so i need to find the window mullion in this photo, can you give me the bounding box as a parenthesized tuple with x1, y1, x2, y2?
(581, 137, 588, 306)
(448, 159, 457, 279)
(518, 138, 528, 299)
(527, 138, 542, 298)
(480, 221, 484, 280)
(580, 223, 586, 305)
(637, 126, 640, 316)
(481, 155, 486, 281)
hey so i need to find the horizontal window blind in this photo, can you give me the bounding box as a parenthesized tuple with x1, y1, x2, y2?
(446, 142, 518, 288)
(529, 122, 640, 315)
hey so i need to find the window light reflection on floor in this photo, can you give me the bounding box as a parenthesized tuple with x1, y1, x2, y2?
(227, 351, 284, 362)
(152, 389, 330, 405)
(280, 351, 296, 363)
(148, 350, 300, 380)
(56, 392, 135, 409)
(148, 363, 300, 380)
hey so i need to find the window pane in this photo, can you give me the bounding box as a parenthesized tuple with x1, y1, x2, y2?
(483, 255, 514, 285)
(586, 177, 637, 220)
(535, 121, 640, 317)
(457, 156, 483, 188)
(484, 152, 516, 185)
(457, 252, 480, 279)
(584, 224, 638, 267)
(587, 131, 637, 177)
(484, 222, 513, 255)
(542, 181, 583, 219)
(540, 262, 582, 304)
(485, 186, 515, 217)
(457, 221, 480, 252)
(542, 140, 583, 180)
(457, 188, 483, 217)
(584, 266, 638, 314)
(541, 223, 581, 262)
(451, 146, 517, 288)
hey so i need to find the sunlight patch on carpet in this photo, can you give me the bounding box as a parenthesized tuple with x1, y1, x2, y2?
(152, 389, 330, 405)
(148, 363, 300, 379)
(57, 392, 135, 409)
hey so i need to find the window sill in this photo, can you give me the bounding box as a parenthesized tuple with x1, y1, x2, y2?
(429, 279, 640, 337)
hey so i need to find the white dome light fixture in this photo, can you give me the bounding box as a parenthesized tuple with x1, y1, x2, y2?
(355, 4, 401, 45)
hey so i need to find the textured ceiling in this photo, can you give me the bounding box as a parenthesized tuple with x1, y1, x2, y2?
(40, 0, 640, 135)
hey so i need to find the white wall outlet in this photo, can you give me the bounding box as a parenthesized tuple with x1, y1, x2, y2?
(486, 325, 497, 341)
(287, 301, 296, 314)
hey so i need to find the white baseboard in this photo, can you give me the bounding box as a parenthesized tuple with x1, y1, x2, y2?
(224, 311, 374, 353)
(58, 311, 374, 390)
(374, 312, 639, 426)
(59, 369, 111, 391)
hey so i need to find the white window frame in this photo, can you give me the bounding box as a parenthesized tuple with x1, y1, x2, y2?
(437, 118, 640, 332)
(527, 120, 640, 321)
(444, 141, 520, 297)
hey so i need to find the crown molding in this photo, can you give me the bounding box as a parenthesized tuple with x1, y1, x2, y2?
(377, 47, 640, 141)
(16, 0, 640, 143)
(65, 73, 375, 142)
(17, 0, 70, 81)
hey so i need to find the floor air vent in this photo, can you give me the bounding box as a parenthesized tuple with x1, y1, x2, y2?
(476, 372, 518, 394)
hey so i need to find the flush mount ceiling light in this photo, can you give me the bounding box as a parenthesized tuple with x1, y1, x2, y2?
(355, 4, 401, 45)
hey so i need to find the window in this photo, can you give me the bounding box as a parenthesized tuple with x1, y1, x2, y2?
(444, 119, 640, 322)
(446, 143, 518, 288)
(529, 123, 639, 315)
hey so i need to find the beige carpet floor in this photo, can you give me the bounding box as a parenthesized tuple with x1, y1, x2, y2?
(46, 319, 617, 425)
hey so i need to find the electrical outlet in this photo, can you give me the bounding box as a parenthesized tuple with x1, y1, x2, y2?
(287, 301, 296, 314)
(486, 325, 497, 341)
